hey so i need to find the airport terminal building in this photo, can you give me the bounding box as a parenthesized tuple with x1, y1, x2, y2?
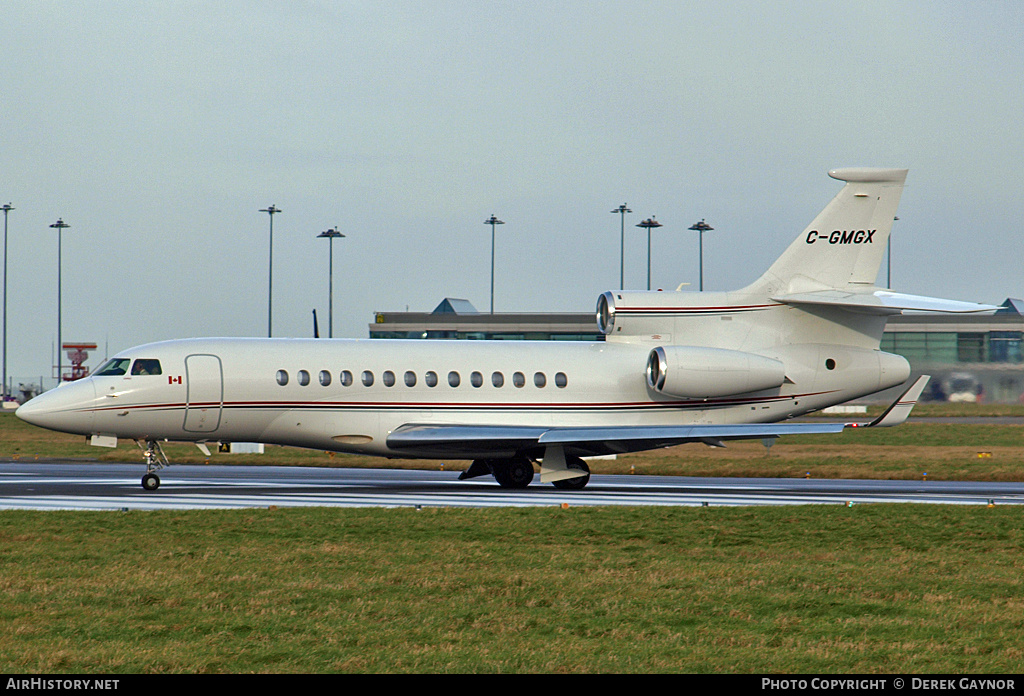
(880, 298, 1024, 403)
(370, 298, 1024, 403)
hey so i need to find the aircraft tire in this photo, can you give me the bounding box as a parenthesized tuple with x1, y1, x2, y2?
(494, 458, 534, 489)
(142, 473, 161, 491)
(551, 457, 590, 490)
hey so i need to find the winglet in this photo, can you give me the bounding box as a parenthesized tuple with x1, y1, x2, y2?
(850, 375, 930, 428)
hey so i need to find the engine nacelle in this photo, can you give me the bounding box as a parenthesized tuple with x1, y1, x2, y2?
(646, 345, 786, 398)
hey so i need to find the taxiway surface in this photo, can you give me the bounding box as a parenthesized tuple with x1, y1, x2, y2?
(0, 461, 1021, 511)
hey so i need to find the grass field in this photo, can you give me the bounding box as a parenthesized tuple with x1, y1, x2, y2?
(1, 408, 1022, 673)
(1, 505, 1022, 673)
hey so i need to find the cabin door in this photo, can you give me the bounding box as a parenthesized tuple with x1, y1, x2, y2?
(183, 354, 223, 433)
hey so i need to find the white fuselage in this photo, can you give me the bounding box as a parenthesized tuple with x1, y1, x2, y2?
(16, 167, 995, 492)
(18, 305, 910, 459)
(29, 167, 990, 466)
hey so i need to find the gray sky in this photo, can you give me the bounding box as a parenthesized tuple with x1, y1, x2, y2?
(2, 0, 1023, 387)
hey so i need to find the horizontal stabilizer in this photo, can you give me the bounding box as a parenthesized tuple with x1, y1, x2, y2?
(828, 168, 910, 183)
(773, 290, 999, 315)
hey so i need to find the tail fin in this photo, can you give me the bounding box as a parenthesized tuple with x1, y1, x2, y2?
(749, 168, 907, 295)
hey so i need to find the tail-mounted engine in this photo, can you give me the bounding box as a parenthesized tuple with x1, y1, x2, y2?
(646, 345, 786, 399)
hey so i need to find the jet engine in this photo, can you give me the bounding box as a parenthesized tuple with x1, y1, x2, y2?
(646, 346, 786, 398)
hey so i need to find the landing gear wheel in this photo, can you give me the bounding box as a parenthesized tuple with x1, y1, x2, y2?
(552, 456, 590, 490)
(493, 458, 535, 489)
(136, 439, 170, 492)
(141, 472, 161, 491)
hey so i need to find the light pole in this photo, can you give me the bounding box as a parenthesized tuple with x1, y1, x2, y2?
(260, 205, 282, 337)
(1, 203, 12, 400)
(50, 218, 70, 384)
(688, 219, 713, 291)
(636, 217, 662, 291)
(611, 203, 632, 290)
(316, 227, 345, 338)
(484, 215, 504, 313)
(888, 216, 898, 288)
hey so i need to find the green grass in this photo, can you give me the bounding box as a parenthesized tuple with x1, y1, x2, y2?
(809, 403, 1024, 419)
(0, 505, 1021, 673)
(788, 423, 1024, 448)
(2, 410, 1023, 673)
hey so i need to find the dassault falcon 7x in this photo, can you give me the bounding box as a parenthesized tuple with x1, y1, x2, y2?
(17, 168, 995, 491)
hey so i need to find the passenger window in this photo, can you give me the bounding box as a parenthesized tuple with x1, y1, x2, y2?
(555, 372, 568, 388)
(448, 371, 461, 387)
(534, 372, 546, 388)
(276, 369, 289, 386)
(131, 359, 162, 376)
(362, 370, 374, 387)
(298, 370, 310, 386)
(471, 371, 483, 388)
(341, 370, 353, 386)
(513, 372, 525, 388)
(319, 370, 332, 387)
(425, 371, 438, 387)
(492, 372, 504, 388)
(383, 370, 396, 387)
(404, 371, 417, 387)
(95, 358, 131, 376)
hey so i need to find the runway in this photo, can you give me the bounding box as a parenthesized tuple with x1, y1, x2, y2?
(0, 461, 1022, 511)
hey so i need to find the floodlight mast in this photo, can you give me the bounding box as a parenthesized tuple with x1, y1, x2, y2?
(635, 217, 662, 291)
(316, 227, 345, 338)
(889, 216, 898, 288)
(260, 205, 282, 337)
(1, 203, 13, 399)
(484, 215, 504, 314)
(49, 218, 70, 382)
(611, 203, 632, 290)
(688, 219, 714, 291)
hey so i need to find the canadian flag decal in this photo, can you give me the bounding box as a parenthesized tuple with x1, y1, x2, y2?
(169, 376, 183, 385)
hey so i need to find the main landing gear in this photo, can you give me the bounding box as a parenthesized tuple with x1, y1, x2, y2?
(459, 455, 592, 490)
(551, 456, 590, 491)
(136, 439, 170, 491)
(492, 458, 535, 489)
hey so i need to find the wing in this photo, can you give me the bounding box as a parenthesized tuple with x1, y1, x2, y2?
(385, 376, 931, 461)
(385, 421, 846, 460)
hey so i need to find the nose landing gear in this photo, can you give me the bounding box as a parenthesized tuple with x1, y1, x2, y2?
(135, 440, 169, 491)
(142, 472, 161, 491)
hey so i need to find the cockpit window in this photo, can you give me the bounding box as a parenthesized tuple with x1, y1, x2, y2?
(131, 359, 162, 376)
(95, 358, 131, 376)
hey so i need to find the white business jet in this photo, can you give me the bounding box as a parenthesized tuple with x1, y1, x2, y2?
(17, 168, 994, 491)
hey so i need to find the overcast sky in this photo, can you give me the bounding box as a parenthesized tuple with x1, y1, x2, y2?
(2, 1, 1022, 387)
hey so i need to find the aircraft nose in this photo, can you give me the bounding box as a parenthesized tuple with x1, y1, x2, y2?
(16, 380, 96, 435)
